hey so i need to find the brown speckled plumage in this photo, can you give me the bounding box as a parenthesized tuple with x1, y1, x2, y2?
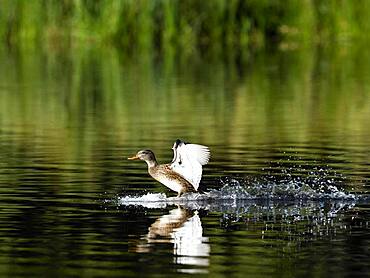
(149, 164, 196, 196)
(128, 149, 196, 197)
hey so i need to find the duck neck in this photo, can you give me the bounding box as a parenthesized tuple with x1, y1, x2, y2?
(145, 159, 158, 168)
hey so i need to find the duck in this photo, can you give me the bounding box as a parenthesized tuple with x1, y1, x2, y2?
(128, 139, 210, 197)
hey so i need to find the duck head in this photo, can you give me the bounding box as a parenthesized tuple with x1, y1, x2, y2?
(128, 149, 158, 167)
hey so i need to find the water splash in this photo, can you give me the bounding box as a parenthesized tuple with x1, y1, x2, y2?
(114, 176, 359, 211)
(119, 193, 169, 208)
(115, 160, 362, 209)
(214, 177, 357, 200)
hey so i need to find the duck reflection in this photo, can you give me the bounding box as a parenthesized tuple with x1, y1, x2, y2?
(132, 206, 209, 273)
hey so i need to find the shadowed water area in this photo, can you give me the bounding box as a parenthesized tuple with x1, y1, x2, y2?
(0, 44, 369, 277)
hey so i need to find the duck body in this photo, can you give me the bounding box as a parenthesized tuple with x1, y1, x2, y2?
(128, 140, 210, 197)
(148, 164, 196, 196)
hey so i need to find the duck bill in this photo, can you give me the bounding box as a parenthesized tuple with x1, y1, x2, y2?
(127, 155, 139, 160)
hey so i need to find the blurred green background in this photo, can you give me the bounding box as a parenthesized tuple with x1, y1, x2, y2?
(1, 0, 370, 50)
(0, 0, 369, 185)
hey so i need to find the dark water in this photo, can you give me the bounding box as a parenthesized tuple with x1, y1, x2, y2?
(0, 45, 369, 277)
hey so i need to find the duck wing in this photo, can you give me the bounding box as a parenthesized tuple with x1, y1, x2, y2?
(170, 140, 210, 191)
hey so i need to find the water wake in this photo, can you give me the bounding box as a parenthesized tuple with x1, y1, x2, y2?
(116, 177, 359, 210)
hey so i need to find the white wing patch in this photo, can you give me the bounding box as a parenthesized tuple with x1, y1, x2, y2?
(170, 141, 210, 191)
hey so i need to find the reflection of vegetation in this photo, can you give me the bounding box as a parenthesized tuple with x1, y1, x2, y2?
(0, 44, 369, 141)
(0, 41, 369, 188)
(1, 1, 370, 49)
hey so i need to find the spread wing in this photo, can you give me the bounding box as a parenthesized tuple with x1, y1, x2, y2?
(170, 140, 210, 191)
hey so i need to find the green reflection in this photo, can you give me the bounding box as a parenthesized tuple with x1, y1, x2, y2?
(0, 44, 369, 143)
(0, 42, 369, 193)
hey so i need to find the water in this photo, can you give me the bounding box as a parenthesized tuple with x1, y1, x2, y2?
(0, 44, 369, 277)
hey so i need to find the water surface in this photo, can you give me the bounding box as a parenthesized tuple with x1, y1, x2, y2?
(0, 45, 369, 277)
